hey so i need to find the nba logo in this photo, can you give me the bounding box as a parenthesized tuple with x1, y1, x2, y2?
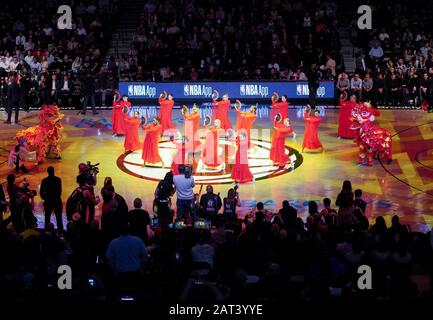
(296, 85, 302, 96)
(184, 85, 189, 96)
(128, 85, 133, 96)
(240, 85, 245, 95)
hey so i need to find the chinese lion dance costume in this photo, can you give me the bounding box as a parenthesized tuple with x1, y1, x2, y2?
(15, 105, 64, 163)
(351, 102, 392, 166)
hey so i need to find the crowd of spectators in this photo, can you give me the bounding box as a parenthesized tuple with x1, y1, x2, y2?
(1, 163, 432, 302)
(118, 0, 341, 82)
(0, 0, 122, 114)
(343, 0, 433, 108)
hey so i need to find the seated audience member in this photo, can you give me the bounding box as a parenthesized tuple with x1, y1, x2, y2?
(278, 200, 297, 228)
(106, 223, 147, 290)
(191, 231, 215, 270)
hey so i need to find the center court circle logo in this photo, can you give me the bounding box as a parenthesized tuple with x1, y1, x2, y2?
(117, 138, 303, 184)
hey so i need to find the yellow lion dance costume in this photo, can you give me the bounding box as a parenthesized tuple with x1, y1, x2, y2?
(15, 105, 64, 163)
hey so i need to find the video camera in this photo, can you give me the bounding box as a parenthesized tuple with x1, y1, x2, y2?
(79, 161, 100, 176)
(18, 179, 37, 198)
(78, 161, 100, 186)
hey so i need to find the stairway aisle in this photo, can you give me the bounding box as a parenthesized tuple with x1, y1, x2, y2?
(105, 0, 147, 60)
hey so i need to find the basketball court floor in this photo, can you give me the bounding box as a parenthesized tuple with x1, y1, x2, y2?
(1, 108, 433, 232)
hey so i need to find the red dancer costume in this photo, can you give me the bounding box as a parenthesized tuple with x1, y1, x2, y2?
(270, 118, 295, 166)
(231, 134, 253, 183)
(123, 112, 142, 153)
(170, 138, 188, 175)
(270, 92, 289, 121)
(212, 93, 232, 129)
(338, 95, 357, 138)
(351, 102, 392, 166)
(158, 91, 175, 134)
(141, 117, 162, 164)
(182, 104, 201, 152)
(112, 93, 127, 136)
(235, 103, 257, 149)
(202, 119, 224, 169)
(302, 107, 323, 152)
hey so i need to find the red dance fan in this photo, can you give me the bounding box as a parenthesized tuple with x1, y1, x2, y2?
(340, 91, 348, 101)
(272, 92, 279, 102)
(226, 128, 235, 140)
(122, 105, 130, 114)
(140, 116, 147, 126)
(181, 105, 189, 115)
(234, 99, 242, 111)
(274, 113, 282, 123)
(211, 90, 219, 100)
(203, 115, 212, 126)
(159, 91, 168, 99)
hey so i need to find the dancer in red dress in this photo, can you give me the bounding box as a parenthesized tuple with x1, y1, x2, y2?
(123, 111, 142, 154)
(270, 117, 296, 167)
(170, 137, 188, 175)
(202, 119, 224, 169)
(338, 94, 358, 139)
(302, 106, 323, 152)
(270, 92, 289, 121)
(212, 93, 232, 130)
(141, 116, 162, 165)
(182, 104, 201, 153)
(112, 92, 126, 136)
(235, 102, 257, 149)
(158, 91, 175, 134)
(231, 133, 253, 183)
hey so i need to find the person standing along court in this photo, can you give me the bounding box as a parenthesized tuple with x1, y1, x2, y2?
(141, 116, 162, 166)
(5, 74, 21, 124)
(40, 166, 63, 230)
(158, 91, 175, 135)
(81, 73, 98, 115)
(307, 64, 321, 107)
(173, 165, 196, 224)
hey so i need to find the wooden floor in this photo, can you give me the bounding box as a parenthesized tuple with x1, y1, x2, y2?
(1, 108, 433, 232)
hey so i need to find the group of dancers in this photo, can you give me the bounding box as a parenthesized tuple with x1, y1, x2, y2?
(111, 90, 325, 183)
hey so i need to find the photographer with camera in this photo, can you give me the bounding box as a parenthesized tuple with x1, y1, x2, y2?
(173, 165, 196, 225)
(17, 179, 37, 231)
(66, 170, 100, 225)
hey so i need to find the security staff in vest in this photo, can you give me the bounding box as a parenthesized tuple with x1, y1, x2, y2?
(199, 185, 222, 226)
